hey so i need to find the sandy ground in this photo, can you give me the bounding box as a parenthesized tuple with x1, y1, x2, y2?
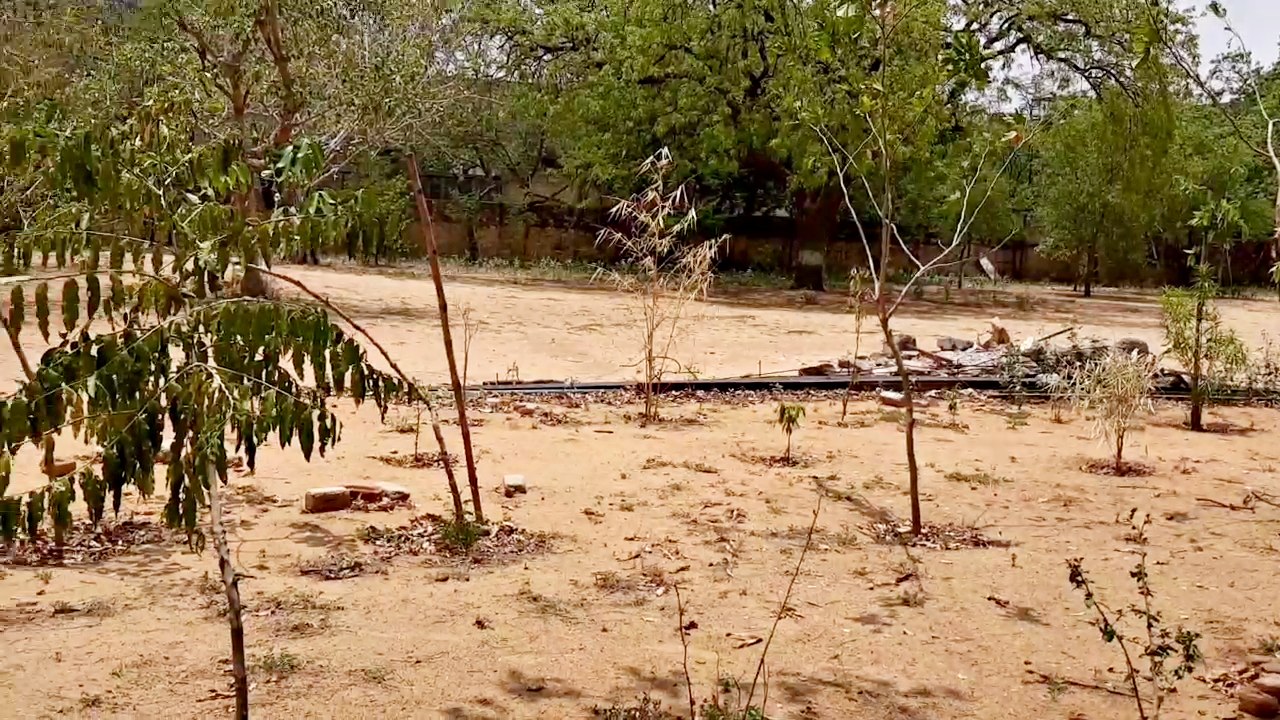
(257, 263, 1280, 386)
(1, 266, 1279, 720)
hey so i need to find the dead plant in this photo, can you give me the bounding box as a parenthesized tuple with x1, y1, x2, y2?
(1071, 351, 1158, 474)
(594, 149, 726, 424)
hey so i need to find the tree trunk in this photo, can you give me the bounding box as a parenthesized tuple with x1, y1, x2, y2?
(206, 461, 249, 720)
(409, 158, 485, 524)
(791, 187, 840, 292)
(879, 312, 922, 535)
(1083, 240, 1098, 298)
(1190, 293, 1206, 431)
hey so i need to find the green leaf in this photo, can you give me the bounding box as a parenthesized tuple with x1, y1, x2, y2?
(25, 490, 44, 538)
(35, 282, 50, 341)
(0, 497, 19, 542)
(79, 469, 106, 526)
(298, 408, 314, 461)
(6, 286, 21, 338)
(0, 450, 10, 496)
(62, 278, 80, 332)
(86, 274, 101, 321)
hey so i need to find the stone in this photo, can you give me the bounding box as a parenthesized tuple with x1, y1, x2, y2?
(1249, 655, 1278, 667)
(1263, 662, 1280, 675)
(1257, 675, 1280, 700)
(1114, 337, 1151, 356)
(303, 487, 353, 514)
(937, 336, 975, 352)
(515, 403, 538, 417)
(503, 474, 528, 498)
(1239, 686, 1280, 718)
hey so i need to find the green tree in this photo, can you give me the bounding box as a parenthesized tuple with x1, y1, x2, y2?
(0, 2, 481, 717)
(1035, 86, 1174, 295)
(1160, 193, 1248, 431)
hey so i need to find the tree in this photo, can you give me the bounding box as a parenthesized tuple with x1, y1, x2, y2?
(1071, 351, 1157, 474)
(594, 150, 724, 424)
(1034, 87, 1174, 295)
(1151, 1, 1280, 291)
(1160, 193, 1248, 431)
(0, 2, 479, 716)
(817, 0, 1034, 536)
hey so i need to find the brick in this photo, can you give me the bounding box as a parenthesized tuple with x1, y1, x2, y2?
(304, 487, 353, 514)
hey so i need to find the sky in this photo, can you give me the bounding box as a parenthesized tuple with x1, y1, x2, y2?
(1192, 0, 1279, 68)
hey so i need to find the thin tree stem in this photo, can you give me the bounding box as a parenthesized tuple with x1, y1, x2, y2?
(206, 460, 249, 720)
(407, 155, 484, 523)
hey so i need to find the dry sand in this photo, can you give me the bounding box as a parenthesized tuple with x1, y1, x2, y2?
(1, 265, 1278, 719)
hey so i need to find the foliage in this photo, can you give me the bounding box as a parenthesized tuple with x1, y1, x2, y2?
(594, 150, 725, 423)
(1160, 267, 1248, 428)
(1067, 512, 1202, 720)
(775, 403, 805, 462)
(1071, 351, 1157, 472)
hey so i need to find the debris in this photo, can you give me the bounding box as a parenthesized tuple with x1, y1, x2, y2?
(886, 334, 918, 353)
(359, 515, 551, 565)
(298, 552, 384, 580)
(503, 474, 528, 497)
(515, 403, 539, 417)
(1114, 338, 1151, 356)
(799, 362, 837, 377)
(937, 336, 975, 352)
(979, 254, 999, 281)
(876, 390, 930, 409)
(2, 520, 169, 567)
(863, 520, 1007, 551)
(980, 319, 1011, 349)
(304, 487, 354, 514)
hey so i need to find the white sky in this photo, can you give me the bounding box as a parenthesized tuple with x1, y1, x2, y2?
(1192, 0, 1280, 68)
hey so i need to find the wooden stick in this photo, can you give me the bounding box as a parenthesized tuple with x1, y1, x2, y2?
(406, 155, 485, 524)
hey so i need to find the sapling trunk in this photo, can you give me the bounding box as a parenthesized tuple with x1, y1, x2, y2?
(206, 460, 248, 720)
(1190, 292, 1205, 431)
(879, 312, 922, 535)
(408, 157, 484, 524)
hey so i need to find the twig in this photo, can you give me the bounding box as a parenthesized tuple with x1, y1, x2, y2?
(743, 495, 821, 710)
(1024, 669, 1140, 700)
(1195, 497, 1256, 512)
(674, 584, 697, 719)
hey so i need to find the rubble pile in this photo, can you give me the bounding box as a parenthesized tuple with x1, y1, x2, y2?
(799, 320, 1185, 391)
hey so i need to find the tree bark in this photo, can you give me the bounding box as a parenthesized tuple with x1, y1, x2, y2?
(791, 187, 840, 292)
(408, 157, 485, 524)
(1190, 288, 1206, 432)
(206, 460, 249, 720)
(1083, 240, 1098, 298)
(879, 312, 922, 535)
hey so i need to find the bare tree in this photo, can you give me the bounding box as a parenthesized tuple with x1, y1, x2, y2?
(813, 5, 1044, 535)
